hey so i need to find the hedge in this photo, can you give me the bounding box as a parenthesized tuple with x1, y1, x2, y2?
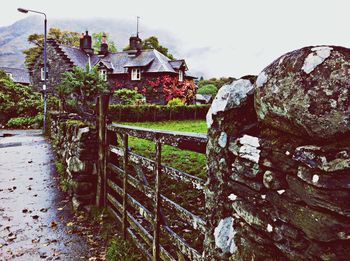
(108, 104, 210, 122)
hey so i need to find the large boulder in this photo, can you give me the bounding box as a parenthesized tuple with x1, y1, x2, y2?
(255, 46, 350, 140)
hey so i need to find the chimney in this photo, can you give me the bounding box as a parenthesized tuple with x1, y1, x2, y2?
(80, 31, 94, 55)
(129, 35, 142, 51)
(99, 34, 109, 56)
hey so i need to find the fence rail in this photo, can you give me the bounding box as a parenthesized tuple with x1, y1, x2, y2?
(97, 95, 208, 261)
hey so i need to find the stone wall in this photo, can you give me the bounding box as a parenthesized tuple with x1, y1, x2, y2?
(50, 112, 98, 210)
(204, 46, 350, 260)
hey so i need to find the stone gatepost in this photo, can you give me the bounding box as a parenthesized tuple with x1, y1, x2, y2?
(50, 113, 98, 211)
(204, 46, 350, 260)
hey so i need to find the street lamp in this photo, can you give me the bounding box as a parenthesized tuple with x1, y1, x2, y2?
(17, 8, 47, 134)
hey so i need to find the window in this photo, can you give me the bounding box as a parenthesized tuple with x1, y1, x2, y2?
(131, 68, 141, 80)
(179, 70, 184, 82)
(6, 73, 13, 80)
(99, 69, 107, 81)
(40, 67, 48, 81)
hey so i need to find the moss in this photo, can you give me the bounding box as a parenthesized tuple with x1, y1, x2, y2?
(106, 236, 144, 261)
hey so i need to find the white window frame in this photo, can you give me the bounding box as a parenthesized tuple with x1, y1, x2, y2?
(6, 73, 13, 80)
(40, 67, 48, 81)
(99, 69, 108, 81)
(131, 68, 141, 81)
(178, 70, 184, 82)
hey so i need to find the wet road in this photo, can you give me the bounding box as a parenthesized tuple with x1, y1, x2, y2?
(0, 130, 89, 260)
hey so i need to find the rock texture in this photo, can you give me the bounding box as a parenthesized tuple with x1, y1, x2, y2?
(205, 66, 350, 260)
(50, 112, 98, 210)
(255, 45, 350, 140)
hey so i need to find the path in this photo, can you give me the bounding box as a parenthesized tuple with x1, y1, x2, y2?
(0, 130, 89, 260)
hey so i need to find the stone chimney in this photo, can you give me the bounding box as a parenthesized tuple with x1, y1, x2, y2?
(129, 35, 142, 51)
(80, 31, 94, 55)
(99, 34, 109, 56)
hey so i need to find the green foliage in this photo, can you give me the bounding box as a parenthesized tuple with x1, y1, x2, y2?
(23, 28, 81, 67)
(92, 32, 117, 53)
(108, 104, 210, 122)
(0, 70, 41, 121)
(58, 66, 108, 111)
(197, 77, 234, 90)
(54, 161, 65, 175)
(106, 237, 143, 261)
(123, 36, 174, 60)
(54, 160, 71, 192)
(6, 114, 43, 128)
(197, 84, 218, 96)
(113, 88, 143, 105)
(167, 98, 184, 106)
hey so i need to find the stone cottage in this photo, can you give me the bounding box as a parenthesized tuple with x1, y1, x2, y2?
(28, 31, 196, 104)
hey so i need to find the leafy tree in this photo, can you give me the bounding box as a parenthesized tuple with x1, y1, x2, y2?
(113, 88, 143, 105)
(0, 70, 41, 121)
(92, 32, 117, 53)
(197, 84, 218, 96)
(58, 66, 108, 113)
(123, 36, 174, 60)
(197, 77, 234, 90)
(23, 28, 81, 67)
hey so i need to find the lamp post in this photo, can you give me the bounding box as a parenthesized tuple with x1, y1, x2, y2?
(18, 8, 47, 134)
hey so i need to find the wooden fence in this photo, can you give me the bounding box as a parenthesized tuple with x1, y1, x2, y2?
(96, 95, 208, 260)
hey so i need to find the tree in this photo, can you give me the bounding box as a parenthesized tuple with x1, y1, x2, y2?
(92, 32, 117, 53)
(58, 66, 108, 114)
(0, 70, 41, 121)
(113, 88, 143, 105)
(123, 36, 174, 60)
(197, 77, 235, 90)
(23, 28, 81, 67)
(197, 84, 218, 96)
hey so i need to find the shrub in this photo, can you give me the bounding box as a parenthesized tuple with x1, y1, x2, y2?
(6, 113, 43, 128)
(167, 98, 184, 106)
(108, 104, 210, 122)
(113, 88, 143, 105)
(0, 70, 42, 122)
(197, 84, 218, 96)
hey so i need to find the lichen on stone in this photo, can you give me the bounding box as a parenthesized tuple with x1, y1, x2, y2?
(214, 217, 236, 254)
(302, 46, 333, 74)
(206, 79, 255, 128)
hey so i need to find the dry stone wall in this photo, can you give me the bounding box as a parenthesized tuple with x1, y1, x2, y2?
(204, 46, 350, 260)
(50, 112, 98, 210)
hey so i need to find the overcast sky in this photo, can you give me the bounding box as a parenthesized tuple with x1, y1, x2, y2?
(2, 0, 350, 78)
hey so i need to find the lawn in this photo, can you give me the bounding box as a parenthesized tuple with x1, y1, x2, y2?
(115, 120, 207, 178)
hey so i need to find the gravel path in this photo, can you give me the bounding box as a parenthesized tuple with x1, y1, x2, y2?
(0, 130, 89, 260)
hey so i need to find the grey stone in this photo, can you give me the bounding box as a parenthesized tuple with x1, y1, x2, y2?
(255, 45, 350, 140)
(207, 79, 255, 128)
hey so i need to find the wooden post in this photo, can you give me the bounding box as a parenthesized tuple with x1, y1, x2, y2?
(122, 133, 129, 239)
(96, 94, 109, 207)
(153, 142, 161, 261)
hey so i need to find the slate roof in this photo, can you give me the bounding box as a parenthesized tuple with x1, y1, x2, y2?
(0, 67, 30, 84)
(58, 45, 99, 68)
(50, 41, 194, 77)
(195, 94, 212, 103)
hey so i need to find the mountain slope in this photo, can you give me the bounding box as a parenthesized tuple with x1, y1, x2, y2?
(0, 16, 180, 69)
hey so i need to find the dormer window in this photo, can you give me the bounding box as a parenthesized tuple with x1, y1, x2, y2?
(40, 67, 48, 81)
(131, 68, 141, 81)
(179, 70, 184, 82)
(6, 73, 13, 80)
(99, 69, 107, 81)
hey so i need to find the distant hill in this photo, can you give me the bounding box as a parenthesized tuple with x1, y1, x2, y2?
(0, 16, 182, 70)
